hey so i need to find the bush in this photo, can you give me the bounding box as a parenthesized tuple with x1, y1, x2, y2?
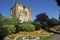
(3, 25, 16, 34)
(15, 23, 35, 32)
(34, 23, 41, 30)
(15, 24, 21, 33)
(0, 27, 8, 40)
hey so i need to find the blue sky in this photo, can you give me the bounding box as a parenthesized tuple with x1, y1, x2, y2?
(0, 0, 59, 20)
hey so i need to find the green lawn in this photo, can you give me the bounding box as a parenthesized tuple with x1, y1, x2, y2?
(39, 34, 56, 40)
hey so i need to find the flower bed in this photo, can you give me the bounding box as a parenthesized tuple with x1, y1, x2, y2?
(4, 29, 56, 40)
(7, 29, 49, 39)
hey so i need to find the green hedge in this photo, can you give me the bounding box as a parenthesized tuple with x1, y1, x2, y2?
(15, 23, 35, 32)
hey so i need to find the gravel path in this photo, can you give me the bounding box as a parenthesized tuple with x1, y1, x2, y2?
(51, 34, 60, 40)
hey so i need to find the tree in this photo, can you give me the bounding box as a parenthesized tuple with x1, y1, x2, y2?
(36, 13, 49, 22)
(34, 13, 49, 29)
(55, 0, 60, 21)
(0, 13, 5, 26)
(48, 18, 58, 27)
(35, 22, 41, 30)
(55, 0, 60, 7)
(0, 13, 2, 17)
(58, 21, 60, 25)
(55, 0, 60, 24)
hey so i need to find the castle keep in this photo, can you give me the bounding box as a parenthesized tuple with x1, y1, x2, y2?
(10, 2, 32, 23)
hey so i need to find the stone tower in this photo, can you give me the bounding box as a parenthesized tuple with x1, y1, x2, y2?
(10, 2, 32, 23)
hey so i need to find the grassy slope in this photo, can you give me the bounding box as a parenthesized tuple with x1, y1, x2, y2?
(40, 34, 56, 40)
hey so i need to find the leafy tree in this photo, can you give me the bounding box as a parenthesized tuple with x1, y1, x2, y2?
(35, 13, 49, 22)
(35, 22, 41, 30)
(58, 21, 60, 25)
(34, 13, 49, 29)
(55, 0, 60, 7)
(55, 0, 60, 25)
(48, 18, 58, 27)
(0, 13, 5, 26)
(33, 20, 41, 30)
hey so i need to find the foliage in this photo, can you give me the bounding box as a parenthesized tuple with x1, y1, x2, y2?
(0, 13, 5, 26)
(18, 23, 35, 32)
(58, 21, 60, 25)
(34, 21, 41, 30)
(0, 27, 8, 40)
(34, 13, 59, 30)
(15, 24, 21, 33)
(48, 18, 58, 27)
(34, 13, 49, 29)
(3, 25, 16, 34)
(4, 18, 20, 25)
(35, 13, 49, 22)
(55, 0, 60, 7)
(41, 22, 48, 29)
(0, 15, 19, 25)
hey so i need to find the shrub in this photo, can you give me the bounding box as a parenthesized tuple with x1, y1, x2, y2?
(35, 23, 41, 30)
(15, 23, 35, 32)
(15, 24, 21, 33)
(3, 25, 16, 34)
(0, 27, 8, 40)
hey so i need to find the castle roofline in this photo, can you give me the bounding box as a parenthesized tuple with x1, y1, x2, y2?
(10, 2, 31, 10)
